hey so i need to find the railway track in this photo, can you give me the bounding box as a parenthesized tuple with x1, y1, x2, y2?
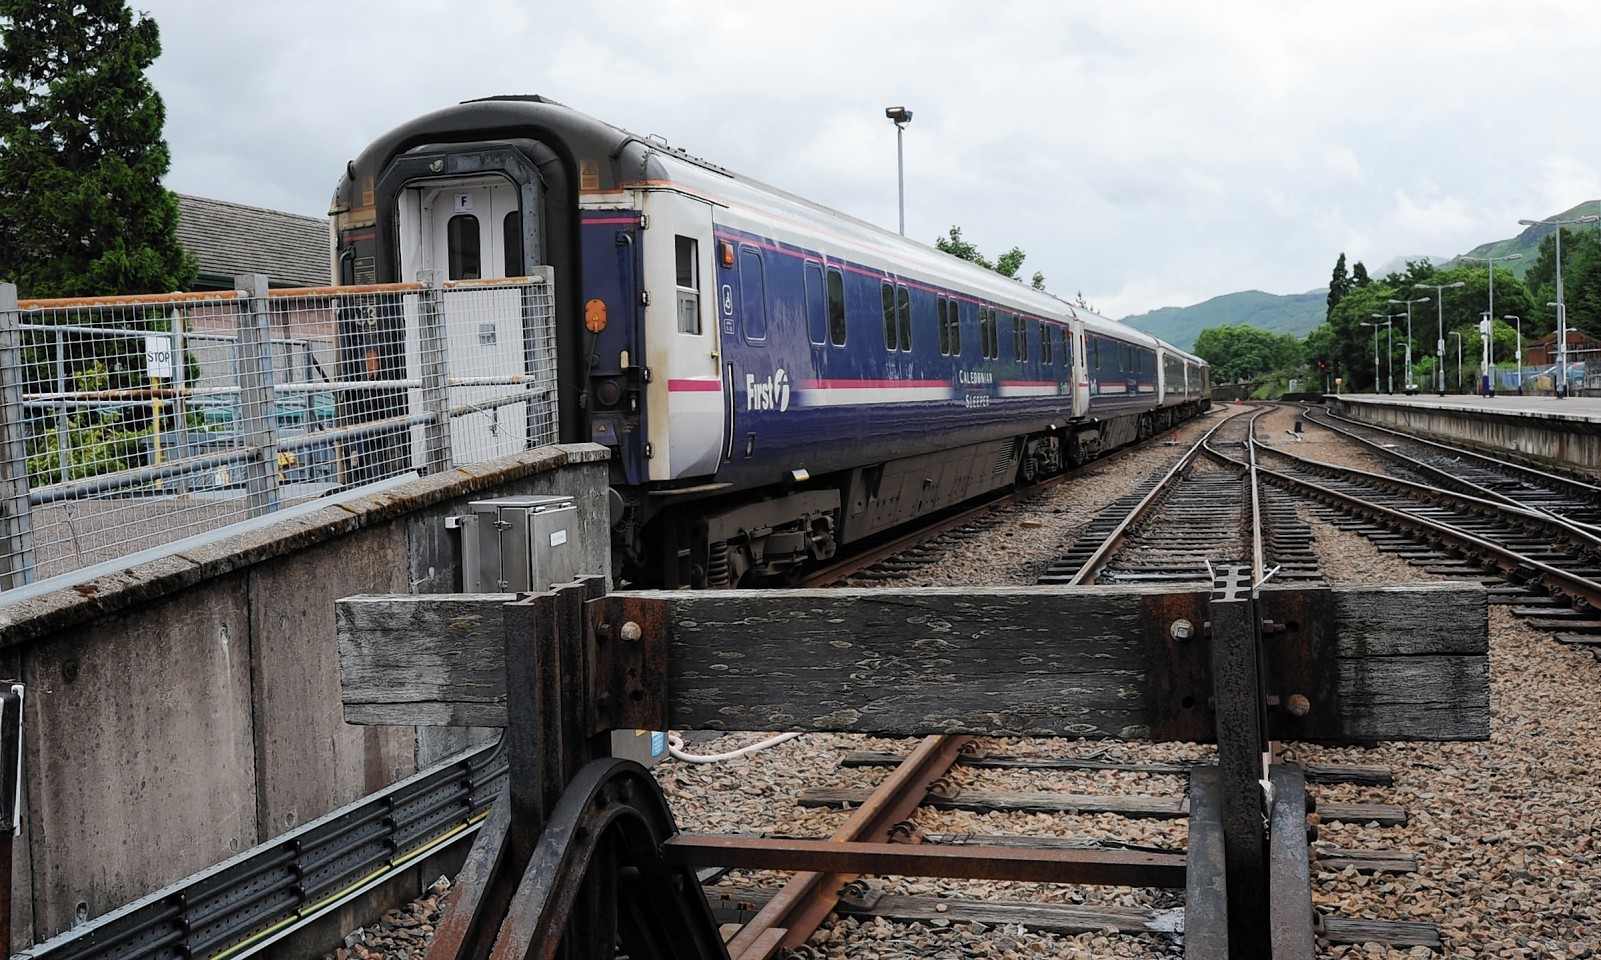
(1038, 406, 1305, 587)
(713, 404, 1458, 955)
(806, 419, 1208, 588)
(1301, 404, 1601, 528)
(1226, 413, 1601, 650)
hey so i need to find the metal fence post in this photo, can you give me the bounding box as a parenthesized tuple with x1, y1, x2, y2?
(416, 271, 452, 473)
(0, 285, 36, 589)
(235, 274, 280, 517)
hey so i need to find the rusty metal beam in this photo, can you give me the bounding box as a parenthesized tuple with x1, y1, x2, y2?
(1268, 764, 1316, 960)
(1184, 765, 1227, 960)
(723, 734, 971, 958)
(664, 835, 1187, 888)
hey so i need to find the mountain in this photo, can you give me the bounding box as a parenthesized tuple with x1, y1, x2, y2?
(1447, 199, 1601, 276)
(1120, 201, 1601, 349)
(1119, 289, 1325, 350)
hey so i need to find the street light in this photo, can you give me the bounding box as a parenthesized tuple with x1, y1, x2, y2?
(885, 106, 913, 236)
(1460, 254, 1520, 396)
(1360, 320, 1388, 393)
(1387, 296, 1430, 393)
(1517, 213, 1600, 397)
(1413, 280, 1466, 395)
(1504, 315, 1522, 394)
(1370, 312, 1400, 393)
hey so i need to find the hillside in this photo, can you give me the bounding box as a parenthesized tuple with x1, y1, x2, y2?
(1120, 289, 1325, 349)
(1120, 201, 1601, 349)
(1451, 199, 1601, 276)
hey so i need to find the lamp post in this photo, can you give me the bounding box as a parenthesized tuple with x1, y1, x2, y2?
(1518, 213, 1600, 397)
(1371, 312, 1403, 393)
(1479, 312, 1496, 396)
(1386, 297, 1430, 393)
(1504, 315, 1522, 394)
(1459, 253, 1521, 395)
(1360, 320, 1387, 392)
(1413, 280, 1466, 395)
(885, 106, 913, 236)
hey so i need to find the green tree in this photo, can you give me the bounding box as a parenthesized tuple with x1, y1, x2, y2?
(1327, 253, 1351, 321)
(1526, 228, 1601, 338)
(0, 0, 196, 297)
(1192, 324, 1303, 383)
(1352, 261, 1371, 287)
(937, 225, 1046, 291)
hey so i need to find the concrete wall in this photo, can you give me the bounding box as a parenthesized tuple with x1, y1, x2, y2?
(0, 443, 611, 948)
(1328, 397, 1601, 474)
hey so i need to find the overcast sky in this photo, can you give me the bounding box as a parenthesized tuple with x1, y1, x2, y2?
(138, 0, 1601, 319)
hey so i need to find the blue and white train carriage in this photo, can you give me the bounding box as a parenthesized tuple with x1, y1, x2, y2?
(331, 95, 1209, 587)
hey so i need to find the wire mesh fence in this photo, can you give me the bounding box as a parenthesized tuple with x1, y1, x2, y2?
(0, 270, 558, 589)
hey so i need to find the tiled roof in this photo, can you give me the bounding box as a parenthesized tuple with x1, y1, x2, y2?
(176, 194, 331, 288)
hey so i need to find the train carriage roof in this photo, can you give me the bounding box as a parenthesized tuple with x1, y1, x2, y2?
(340, 94, 1209, 370)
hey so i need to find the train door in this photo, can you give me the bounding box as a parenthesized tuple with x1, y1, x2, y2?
(640, 190, 723, 481)
(397, 177, 534, 460)
(1070, 317, 1091, 414)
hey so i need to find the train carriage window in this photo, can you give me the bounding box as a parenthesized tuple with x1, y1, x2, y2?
(896, 285, 911, 351)
(827, 268, 847, 346)
(677, 236, 701, 335)
(447, 214, 480, 280)
(979, 308, 998, 359)
(803, 261, 826, 345)
(503, 212, 523, 277)
(938, 297, 961, 356)
(738, 247, 767, 341)
(1012, 313, 1028, 361)
(882, 282, 897, 350)
(1040, 321, 1053, 365)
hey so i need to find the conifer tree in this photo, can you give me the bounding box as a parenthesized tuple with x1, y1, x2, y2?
(0, 0, 196, 297)
(1327, 253, 1351, 321)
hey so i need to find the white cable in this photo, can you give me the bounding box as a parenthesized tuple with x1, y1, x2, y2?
(665, 731, 802, 764)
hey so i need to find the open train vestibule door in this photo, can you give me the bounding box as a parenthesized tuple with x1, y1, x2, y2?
(394, 175, 547, 460)
(640, 189, 724, 481)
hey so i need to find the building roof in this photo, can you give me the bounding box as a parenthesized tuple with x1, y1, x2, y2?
(176, 194, 331, 289)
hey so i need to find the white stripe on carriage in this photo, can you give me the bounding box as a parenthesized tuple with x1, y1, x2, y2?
(796, 387, 953, 406)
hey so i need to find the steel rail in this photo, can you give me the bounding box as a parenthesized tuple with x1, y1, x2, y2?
(804, 420, 1194, 587)
(1313, 404, 1601, 500)
(1247, 456, 1601, 610)
(1247, 442, 1601, 557)
(1303, 405, 1601, 524)
(722, 734, 974, 958)
(1066, 407, 1253, 586)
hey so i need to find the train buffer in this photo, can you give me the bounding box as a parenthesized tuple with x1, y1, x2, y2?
(337, 572, 1490, 959)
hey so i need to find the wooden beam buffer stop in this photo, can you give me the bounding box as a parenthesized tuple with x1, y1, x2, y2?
(337, 576, 1489, 959)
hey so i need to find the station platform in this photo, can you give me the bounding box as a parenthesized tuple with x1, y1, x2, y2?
(1322, 392, 1601, 477)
